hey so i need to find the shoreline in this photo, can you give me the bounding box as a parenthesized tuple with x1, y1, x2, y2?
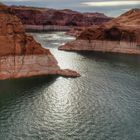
(0, 55, 80, 80)
(59, 40, 140, 55)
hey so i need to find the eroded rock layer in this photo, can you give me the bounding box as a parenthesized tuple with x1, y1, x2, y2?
(59, 9, 140, 55)
(0, 4, 49, 56)
(0, 55, 80, 80)
(11, 6, 112, 31)
(0, 4, 80, 80)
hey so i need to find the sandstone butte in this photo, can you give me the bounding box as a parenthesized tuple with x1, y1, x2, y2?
(59, 9, 140, 55)
(0, 4, 80, 80)
(11, 6, 112, 32)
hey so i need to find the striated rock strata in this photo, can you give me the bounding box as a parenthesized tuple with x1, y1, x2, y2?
(0, 4, 80, 80)
(59, 9, 140, 55)
(11, 6, 112, 31)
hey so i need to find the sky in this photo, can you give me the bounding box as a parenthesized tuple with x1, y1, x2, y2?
(1, 0, 140, 17)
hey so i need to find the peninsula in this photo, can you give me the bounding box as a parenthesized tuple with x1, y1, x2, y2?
(59, 9, 140, 55)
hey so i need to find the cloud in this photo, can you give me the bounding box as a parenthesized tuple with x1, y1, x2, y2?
(82, 1, 140, 7)
(2, 0, 32, 1)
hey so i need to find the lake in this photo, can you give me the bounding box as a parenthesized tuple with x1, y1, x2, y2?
(0, 32, 140, 140)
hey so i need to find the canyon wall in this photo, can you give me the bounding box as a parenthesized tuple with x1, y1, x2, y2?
(0, 4, 49, 56)
(11, 6, 112, 31)
(59, 40, 140, 55)
(0, 4, 80, 80)
(59, 9, 140, 55)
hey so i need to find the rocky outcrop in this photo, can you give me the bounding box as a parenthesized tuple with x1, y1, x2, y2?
(0, 55, 80, 80)
(11, 6, 112, 31)
(0, 4, 80, 80)
(77, 25, 140, 43)
(59, 9, 140, 55)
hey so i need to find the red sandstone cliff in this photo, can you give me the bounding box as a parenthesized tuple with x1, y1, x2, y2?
(59, 9, 140, 55)
(11, 6, 112, 28)
(78, 9, 140, 41)
(0, 4, 49, 56)
(0, 4, 80, 80)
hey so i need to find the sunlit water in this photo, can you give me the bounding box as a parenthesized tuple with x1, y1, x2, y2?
(0, 32, 140, 140)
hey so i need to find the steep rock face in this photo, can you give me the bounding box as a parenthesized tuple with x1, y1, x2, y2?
(12, 6, 112, 27)
(59, 9, 140, 55)
(78, 25, 140, 43)
(0, 55, 80, 80)
(78, 9, 140, 43)
(0, 4, 49, 56)
(0, 4, 80, 80)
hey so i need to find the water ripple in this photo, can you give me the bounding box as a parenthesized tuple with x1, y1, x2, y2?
(0, 32, 140, 140)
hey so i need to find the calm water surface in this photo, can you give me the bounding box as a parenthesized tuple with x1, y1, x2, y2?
(0, 32, 140, 140)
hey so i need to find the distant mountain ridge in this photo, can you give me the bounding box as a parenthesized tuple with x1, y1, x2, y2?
(11, 5, 112, 27)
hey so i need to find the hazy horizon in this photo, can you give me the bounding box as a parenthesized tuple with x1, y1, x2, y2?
(2, 0, 140, 17)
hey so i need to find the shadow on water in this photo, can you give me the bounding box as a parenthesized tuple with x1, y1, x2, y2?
(78, 51, 140, 66)
(0, 75, 57, 107)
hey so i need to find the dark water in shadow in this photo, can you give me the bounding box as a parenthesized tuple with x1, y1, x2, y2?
(0, 32, 140, 140)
